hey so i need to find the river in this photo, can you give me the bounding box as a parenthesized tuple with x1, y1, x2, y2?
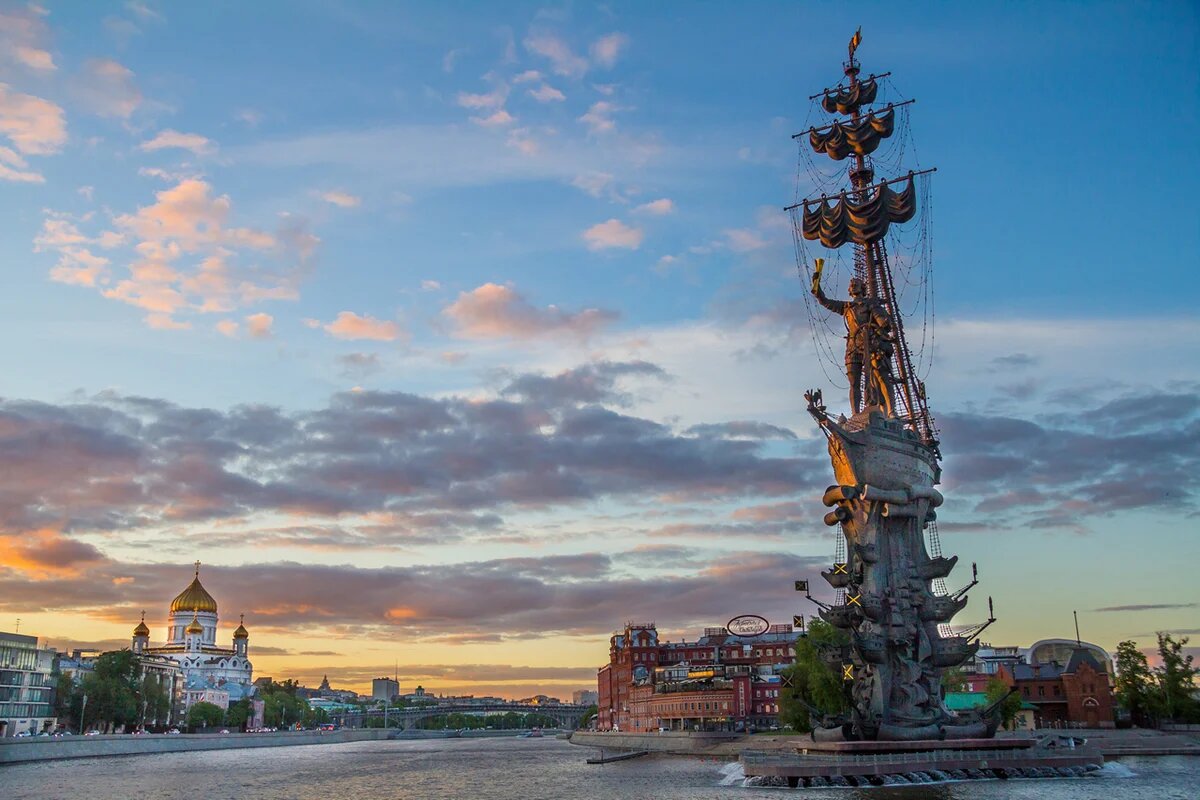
(2, 737, 1194, 799)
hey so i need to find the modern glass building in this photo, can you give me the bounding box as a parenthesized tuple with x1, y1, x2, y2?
(0, 631, 57, 737)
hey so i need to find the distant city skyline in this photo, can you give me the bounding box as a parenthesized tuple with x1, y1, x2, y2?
(1, 1, 1197, 698)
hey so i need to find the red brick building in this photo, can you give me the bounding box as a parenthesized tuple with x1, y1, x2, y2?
(597, 621, 797, 732)
(995, 647, 1115, 729)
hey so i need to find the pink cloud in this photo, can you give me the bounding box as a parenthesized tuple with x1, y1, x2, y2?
(318, 190, 361, 208)
(73, 58, 141, 119)
(523, 33, 587, 77)
(589, 33, 629, 69)
(0, 82, 66, 155)
(528, 84, 565, 103)
(583, 218, 643, 251)
(245, 312, 274, 339)
(139, 129, 214, 155)
(471, 109, 515, 127)
(634, 198, 675, 216)
(323, 311, 404, 341)
(443, 283, 617, 340)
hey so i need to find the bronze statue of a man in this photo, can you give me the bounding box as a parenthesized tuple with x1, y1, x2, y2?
(810, 259, 896, 415)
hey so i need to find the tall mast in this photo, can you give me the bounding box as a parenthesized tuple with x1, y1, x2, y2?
(793, 30, 938, 452)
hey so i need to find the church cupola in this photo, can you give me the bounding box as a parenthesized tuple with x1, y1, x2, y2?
(232, 614, 249, 656)
(132, 611, 150, 654)
(185, 609, 204, 652)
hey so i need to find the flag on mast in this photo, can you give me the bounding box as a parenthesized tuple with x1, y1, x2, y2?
(849, 27, 862, 58)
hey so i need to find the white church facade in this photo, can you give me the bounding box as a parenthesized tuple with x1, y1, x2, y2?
(131, 562, 256, 712)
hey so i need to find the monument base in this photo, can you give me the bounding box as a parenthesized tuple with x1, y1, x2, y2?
(742, 735, 1104, 788)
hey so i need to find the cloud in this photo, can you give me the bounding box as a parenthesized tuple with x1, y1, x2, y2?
(724, 228, 768, 252)
(633, 198, 674, 216)
(0, 549, 828, 644)
(323, 311, 404, 341)
(583, 218, 643, 251)
(589, 33, 629, 69)
(442, 47, 467, 73)
(471, 109, 515, 128)
(140, 129, 214, 155)
(456, 85, 508, 110)
(0, 82, 67, 156)
(318, 190, 361, 208)
(245, 312, 273, 339)
(216, 319, 239, 337)
(73, 58, 142, 118)
(528, 84, 565, 103)
(571, 172, 613, 198)
(37, 178, 319, 327)
(1093, 603, 1199, 613)
(15, 45, 54, 71)
(685, 421, 797, 440)
(443, 283, 617, 340)
(0, 145, 45, 183)
(501, 361, 667, 408)
(578, 101, 619, 135)
(523, 32, 587, 77)
(337, 352, 382, 378)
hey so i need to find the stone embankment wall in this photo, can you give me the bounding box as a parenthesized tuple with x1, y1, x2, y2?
(0, 728, 390, 765)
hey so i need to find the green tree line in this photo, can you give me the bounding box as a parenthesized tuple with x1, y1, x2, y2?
(1115, 633, 1199, 726)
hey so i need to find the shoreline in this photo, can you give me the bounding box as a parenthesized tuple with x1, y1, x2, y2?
(0, 727, 566, 766)
(568, 728, 1200, 760)
(0, 729, 389, 765)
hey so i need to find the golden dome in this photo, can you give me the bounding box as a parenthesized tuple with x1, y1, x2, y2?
(233, 614, 248, 640)
(185, 610, 204, 635)
(170, 562, 218, 614)
(133, 611, 150, 638)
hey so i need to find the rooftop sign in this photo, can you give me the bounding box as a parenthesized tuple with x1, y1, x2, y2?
(726, 614, 770, 637)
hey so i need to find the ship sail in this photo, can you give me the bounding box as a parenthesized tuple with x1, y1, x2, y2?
(801, 175, 916, 248)
(808, 106, 895, 160)
(820, 77, 878, 114)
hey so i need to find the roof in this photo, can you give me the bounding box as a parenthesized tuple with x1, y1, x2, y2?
(944, 692, 988, 711)
(171, 564, 218, 614)
(1011, 662, 1065, 681)
(1065, 647, 1104, 674)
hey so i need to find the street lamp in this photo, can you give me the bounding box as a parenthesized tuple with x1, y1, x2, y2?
(79, 694, 88, 735)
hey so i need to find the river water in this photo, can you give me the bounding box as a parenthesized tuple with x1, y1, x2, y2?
(2, 737, 1195, 799)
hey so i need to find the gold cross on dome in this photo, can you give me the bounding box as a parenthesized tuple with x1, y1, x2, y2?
(194, 560, 201, 576)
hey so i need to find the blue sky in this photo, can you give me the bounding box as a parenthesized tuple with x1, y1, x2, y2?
(1, 1, 1197, 695)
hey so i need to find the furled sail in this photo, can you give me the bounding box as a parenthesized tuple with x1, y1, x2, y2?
(809, 107, 895, 161)
(821, 78, 878, 114)
(801, 175, 917, 248)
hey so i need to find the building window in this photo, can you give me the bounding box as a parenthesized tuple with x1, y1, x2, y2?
(1038, 686, 1044, 697)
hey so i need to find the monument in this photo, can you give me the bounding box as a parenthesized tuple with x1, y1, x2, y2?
(738, 31, 1104, 786)
(789, 29, 1003, 743)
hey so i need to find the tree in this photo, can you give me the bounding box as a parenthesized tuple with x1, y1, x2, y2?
(1114, 639, 1160, 727)
(187, 701, 225, 730)
(940, 666, 967, 693)
(984, 677, 1022, 731)
(77, 651, 140, 732)
(778, 620, 850, 732)
(1157, 633, 1200, 723)
(225, 699, 252, 730)
(140, 674, 171, 729)
(52, 671, 77, 727)
(578, 704, 598, 729)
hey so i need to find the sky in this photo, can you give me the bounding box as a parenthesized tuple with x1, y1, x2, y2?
(1, 1, 1197, 700)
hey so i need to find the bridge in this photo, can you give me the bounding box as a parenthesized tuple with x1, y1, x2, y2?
(330, 702, 591, 731)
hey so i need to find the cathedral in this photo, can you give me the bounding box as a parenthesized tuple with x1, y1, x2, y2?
(131, 562, 256, 711)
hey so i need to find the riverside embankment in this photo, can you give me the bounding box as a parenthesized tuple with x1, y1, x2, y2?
(569, 728, 1200, 760)
(0, 728, 390, 765)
